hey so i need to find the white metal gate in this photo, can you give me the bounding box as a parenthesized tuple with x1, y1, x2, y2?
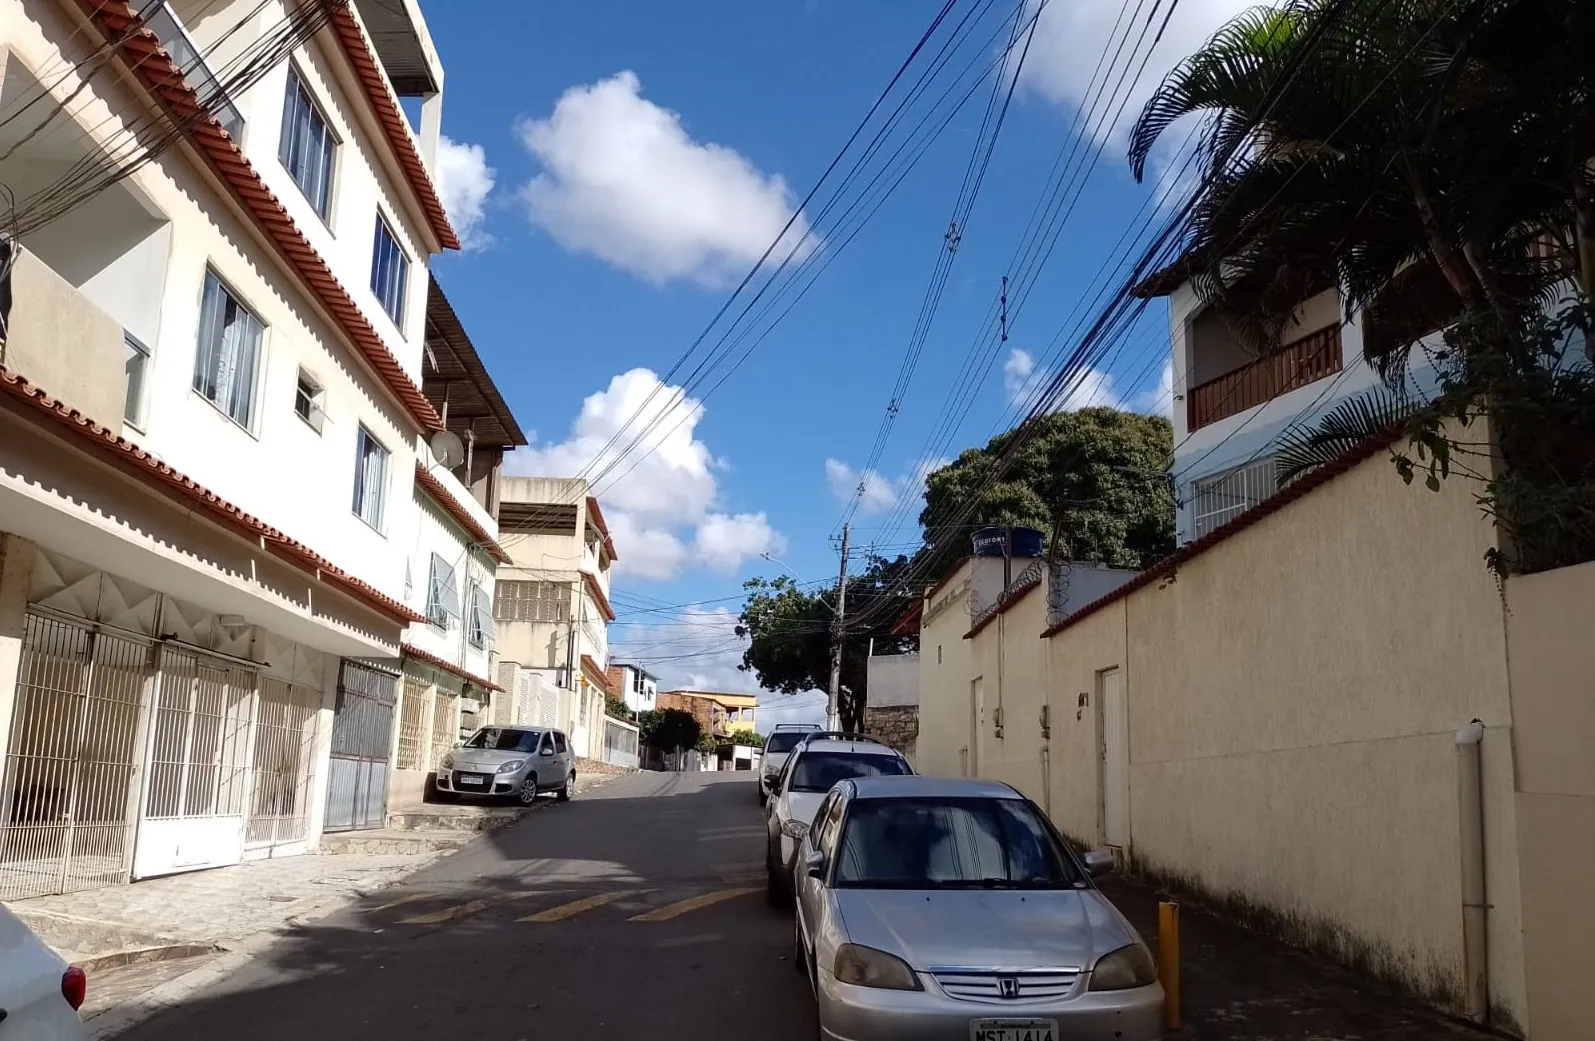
(323, 661, 395, 832)
(1099, 667, 1131, 857)
(0, 613, 147, 901)
(134, 646, 255, 878)
(244, 678, 319, 853)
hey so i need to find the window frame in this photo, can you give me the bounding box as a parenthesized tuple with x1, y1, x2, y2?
(466, 581, 493, 649)
(294, 368, 325, 433)
(425, 551, 460, 629)
(191, 268, 266, 432)
(278, 63, 338, 222)
(351, 424, 390, 532)
(369, 211, 409, 325)
(123, 331, 152, 430)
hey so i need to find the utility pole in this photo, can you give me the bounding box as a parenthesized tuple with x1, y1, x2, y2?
(825, 523, 851, 731)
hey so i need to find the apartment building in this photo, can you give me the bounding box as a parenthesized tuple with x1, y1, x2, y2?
(0, 0, 463, 897)
(607, 661, 659, 716)
(493, 477, 618, 760)
(1140, 275, 1440, 544)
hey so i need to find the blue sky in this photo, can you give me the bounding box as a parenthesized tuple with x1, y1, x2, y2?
(418, 0, 1252, 727)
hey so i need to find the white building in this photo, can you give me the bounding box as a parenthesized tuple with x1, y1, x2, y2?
(608, 661, 659, 716)
(0, 0, 466, 897)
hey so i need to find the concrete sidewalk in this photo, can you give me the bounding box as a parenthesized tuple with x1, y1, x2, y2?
(1101, 875, 1495, 1039)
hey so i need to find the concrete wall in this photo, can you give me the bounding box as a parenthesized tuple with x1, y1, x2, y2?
(969, 586, 1050, 807)
(915, 562, 972, 778)
(3, 248, 126, 429)
(1041, 598, 1127, 846)
(866, 652, 919, 708)
(1503, 560, 1595, 1041)
(400, 481, 495, 682)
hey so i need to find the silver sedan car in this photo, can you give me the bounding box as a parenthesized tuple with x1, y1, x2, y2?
(435, 726, 576, 805)
(791, 775, 1164, 1041)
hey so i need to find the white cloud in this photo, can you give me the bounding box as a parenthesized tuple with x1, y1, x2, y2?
(1004, 347, 1175, 416)
(435, 136, 496, 250)
(516, 71, 817, 286)
(505, 368, 784, 580)
(822, 456, 952, 517)
(1021, 0, 1257, 150)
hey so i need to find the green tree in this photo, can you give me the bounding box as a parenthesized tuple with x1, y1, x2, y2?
(638, 708, 700, 752)
(737, 555, 919, 733)
(918, 407, 1176, 581)
(603, 693, 636, 723)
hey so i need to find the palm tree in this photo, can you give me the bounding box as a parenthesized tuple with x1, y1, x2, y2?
(1126, 0, 1582, 374)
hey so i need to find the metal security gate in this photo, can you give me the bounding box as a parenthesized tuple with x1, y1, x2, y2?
(245, 678, 320, 852)
(323, 661, 395, 832)
(0, 613, 147, 901)
(134, 646, 255, 879)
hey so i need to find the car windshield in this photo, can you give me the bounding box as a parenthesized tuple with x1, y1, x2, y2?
(765, 731, 812, 754)
(789, 751, 910, 793)
(833, 796, 1082, 889)
(464, 728, 542, 753)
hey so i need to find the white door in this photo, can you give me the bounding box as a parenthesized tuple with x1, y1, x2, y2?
(1099, 668, 1130, 852)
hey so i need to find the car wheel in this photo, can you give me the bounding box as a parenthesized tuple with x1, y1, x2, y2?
(518, 775, 540, 805)
(557, 772, 574, 802)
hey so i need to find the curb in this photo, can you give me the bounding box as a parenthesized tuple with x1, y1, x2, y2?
(75, 943, 220, 973)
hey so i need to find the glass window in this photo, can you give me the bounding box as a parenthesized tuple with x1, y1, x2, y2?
(467, 583, 493, 648)
(294, 369, 324, 432)
(279, 67, 335, 219)
(352, 426, 389, 530)
(192, 271, 263, 429)
(465, 727, 541, 753)
(553, 732, 569, 754)
(426, 552, 459, 627)
(833, 797, 1083, 890)
(123, 333, 150, 427)
(765, 731, 813, 755)
(370, 214, 408, 323)
(539, 733, 555, 755)
(789, 751, 911, 794)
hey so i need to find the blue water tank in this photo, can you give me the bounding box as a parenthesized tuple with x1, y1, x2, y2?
(971, 526, 1045, 558)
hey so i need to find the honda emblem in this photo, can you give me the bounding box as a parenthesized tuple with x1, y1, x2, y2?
(997, 976, 1020, 999)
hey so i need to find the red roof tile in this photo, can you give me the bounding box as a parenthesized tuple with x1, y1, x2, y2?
(1, 367, 426, 627)
(1039, 428, 1405, 640)
(585, 496, 618, 561)
(964, 572, 1043, 639)
(581, 654, 614, 694)
(581, 570, 615, 622)
(413, 462, 512, 565)
(401, 642, 503, 691)
(326, 7, 459, 250)
(80, 1, 443, 433)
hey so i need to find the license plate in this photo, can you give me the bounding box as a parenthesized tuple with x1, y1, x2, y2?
(458, 775, 484, 786)
(971, 1020, 1056, 1041)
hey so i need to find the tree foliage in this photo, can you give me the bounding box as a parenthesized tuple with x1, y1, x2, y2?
(918, 407, 1176, 581)
(603, 693, 636, 723)
(637, 708, 700, 752)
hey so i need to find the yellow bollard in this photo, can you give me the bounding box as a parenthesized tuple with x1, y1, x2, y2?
(1159, 901, 1181, 1032)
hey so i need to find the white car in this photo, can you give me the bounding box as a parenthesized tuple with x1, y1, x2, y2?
(0, 903, 87, 1039)
(758, 723, 822, 805)
(765, 734, 912, 907)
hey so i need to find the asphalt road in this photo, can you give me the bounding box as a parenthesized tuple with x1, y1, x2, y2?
(116, 770, 818, 1039)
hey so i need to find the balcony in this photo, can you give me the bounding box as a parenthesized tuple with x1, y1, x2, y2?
(136, 1, 245, 141)
(1187, 324, 1342, 432)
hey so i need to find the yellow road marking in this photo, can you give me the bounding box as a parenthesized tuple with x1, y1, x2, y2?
(520, 889, 642, 922)
(629, 887, 758, 922)
(371, 893, 431, 913)
(400, 898, 492, 925)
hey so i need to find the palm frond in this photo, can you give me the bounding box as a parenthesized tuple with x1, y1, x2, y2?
(1274, 387, 1415, 484)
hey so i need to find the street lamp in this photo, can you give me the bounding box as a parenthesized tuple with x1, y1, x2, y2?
(759, 553, 834, 614)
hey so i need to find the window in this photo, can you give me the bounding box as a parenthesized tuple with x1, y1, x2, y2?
(370, 214, 408, 323)
(539, 733, 555, 755)
(467, 582, 492, 648)
(351, 426, 389, 530)
(294, 369, 325, 432)
(192, 271, 263, 428)
(403, 558, 413, 601)
(425, 552, 459, 627)
(1190, 456, 1278, 540)
(553, 732, 569, 754)
(789, 752, 911, 794)
(493, 580, 571, 623)
(278, 67, 335, 219)
(464, 727, 541, 753)
(832, 797, 1082, 890)
(123, 333, 150, 427)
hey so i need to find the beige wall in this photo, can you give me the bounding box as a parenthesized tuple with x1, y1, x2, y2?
(915, 426, 1530, 1029)
(1503, 560, 1595, 1041)
(915, 563, 972, 778)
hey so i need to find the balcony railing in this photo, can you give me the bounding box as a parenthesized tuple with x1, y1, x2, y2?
(1187, 324, 1342, 432)
(137, 1, 246, 141)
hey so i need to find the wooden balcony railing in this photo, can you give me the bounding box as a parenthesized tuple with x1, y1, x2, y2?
(1187, 324, 1342, 432)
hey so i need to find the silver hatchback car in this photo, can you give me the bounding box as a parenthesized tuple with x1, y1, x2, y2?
(791, 775, 1164, 1041)
(435, 726, 577, 805)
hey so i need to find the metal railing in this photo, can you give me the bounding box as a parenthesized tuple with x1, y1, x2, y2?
(1187, 325, 1342, 431)
(1189, 455, 1280, 540)
(136, 1, 246, 141)
(396, 676, 430, 770)
(246, 678, 319, 848)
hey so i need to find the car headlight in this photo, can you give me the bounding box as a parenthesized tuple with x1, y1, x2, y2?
(833, 943, 922, 991)
(1088, 943, 1158, 991)
(438, 753, 454, 770)
(780, 818, 809, 839)
(496, 759, 525, 774)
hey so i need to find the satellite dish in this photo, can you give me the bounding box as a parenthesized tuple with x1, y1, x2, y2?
(430, 430, 465, 469)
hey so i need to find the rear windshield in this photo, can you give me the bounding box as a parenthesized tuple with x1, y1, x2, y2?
(789, 751, 910, 793)
(765, 731, 813, 754)
(465, 728, 542, 753)
(833, 796, 1081, 889)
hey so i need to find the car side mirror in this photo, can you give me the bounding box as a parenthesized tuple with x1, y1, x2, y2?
(804, 849, 827, 879)
(1082, 849, 1115, 877)
(540, 748, 554, 757)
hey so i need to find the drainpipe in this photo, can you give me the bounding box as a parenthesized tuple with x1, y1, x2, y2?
(1455, 719, 1488, 1023)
